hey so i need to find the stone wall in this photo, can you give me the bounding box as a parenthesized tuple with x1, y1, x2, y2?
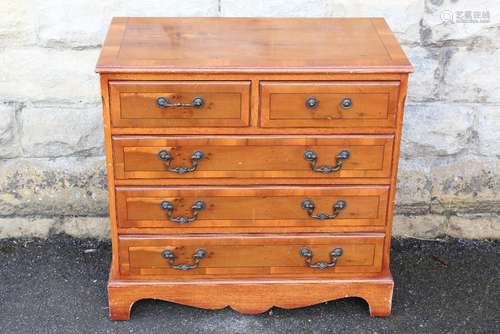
(0, 0, 498, 239)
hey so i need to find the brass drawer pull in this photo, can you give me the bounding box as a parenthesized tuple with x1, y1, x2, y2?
(161, 248, 207, 270)
(340, 97, 353, 109)
(304, 149, 350, 173)
(158, 150, 204, 174)
(156, 96, 205, 109)
(305, 96, 319, 109)
(300, 247, 343, 269)
(160, 200, 206, 224)
(301, 199, 346, 220)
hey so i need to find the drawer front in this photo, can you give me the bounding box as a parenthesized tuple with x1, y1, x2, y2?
(118, 234, 385, 279)
(260, 81, 399, 128)
(113, 135, 394, 180)
(116, 186, 389, 231)
(109, 81, 250, 128)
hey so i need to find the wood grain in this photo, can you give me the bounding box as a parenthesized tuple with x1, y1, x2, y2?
(118, 233, 385, 279)
(96, 17, 412, 319)
(96, 17, 412, 74)
(109, 81, 250, 128)
(115, 186, 389, 231)
(112, 135, 394, 180)
(260, 81, 399, 128)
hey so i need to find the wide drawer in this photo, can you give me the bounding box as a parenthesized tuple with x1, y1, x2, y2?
(260, 81, 399, 128)
(118, 234, 385, 279)
(112, 135, 394, 180)
(115, 186, 389, 233)
(109, 81, 251, 128)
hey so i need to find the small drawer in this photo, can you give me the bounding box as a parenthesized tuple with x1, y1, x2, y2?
(112, 135, 394, 181)
(115, 186, 389, 232)
(118, 234, 385, 279)
(260, 81, 400, 128)
(109, 81, 250, 128)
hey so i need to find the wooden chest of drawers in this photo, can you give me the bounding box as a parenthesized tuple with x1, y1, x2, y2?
(96, 17, 412, 320)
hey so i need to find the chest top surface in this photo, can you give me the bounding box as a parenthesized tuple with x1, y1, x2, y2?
(96, 17, 412, 74)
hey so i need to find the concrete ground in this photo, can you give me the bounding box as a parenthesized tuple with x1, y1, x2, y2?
(0, 236, 498, 334)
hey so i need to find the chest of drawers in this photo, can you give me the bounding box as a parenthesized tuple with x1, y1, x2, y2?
(96, 17, 412, 320)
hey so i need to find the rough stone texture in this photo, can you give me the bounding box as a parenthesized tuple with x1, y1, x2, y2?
(0, 217, 55, 238)
(37, 0, 219, 48)
(477, 105, 500, 157)
(395, 158, 432, 215)
(401, 103, 474, 157)
(0, 0, 499, 239)
(442, 47, 500, 103)
(0, 47, 100, 103)
(392, 215, 447, 239)
(0, 103, 21, 158)
(0, 157, 107, 217)
(403, 46, 440, 102)
(57, 217, 110, 239)
(20, 104, 104, 157)
(221, 0, 334, 17)
(448, 214, 500, 239)
(422, 0, 500, 45)
(431, 156, 500, 214)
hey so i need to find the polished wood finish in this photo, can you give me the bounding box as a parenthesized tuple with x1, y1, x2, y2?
(119, 234, 385, 279)
(109, 81, 250, 128)
(260, 81, 399, 128)
(96, 17, 412, 74)
(112, 135, 394, 181)
(115, 186, 389, 232)
(97, 17, 411, 320)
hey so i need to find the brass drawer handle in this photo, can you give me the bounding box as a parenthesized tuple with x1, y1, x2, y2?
(161, 248, 207, 271)
(160, 200, 205, 224)
(156, 96, 205, 109)
(158, 150, 204, 174)
(301, 199, 346, 220)
(304, 149, 350, 173)
(305, 96, 319, 109)
(340, 97, 353, 109)
(300, 247, 343, 269)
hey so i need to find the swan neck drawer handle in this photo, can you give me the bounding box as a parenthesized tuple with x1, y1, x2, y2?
(161, 248, 207, 271)
(299, 247, 343, 269)
(304, 149, 350, 173)
(160, 200, 205, 224)
(158, 150, 204, 174)
(301, 199, 346, 220)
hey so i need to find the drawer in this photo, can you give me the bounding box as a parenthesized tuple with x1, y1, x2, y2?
(260, 81, 399, 128)
(112, 135, 394, 180)
(115, 186, 389, 232)
(109, 81, 251, 128)
(118, 234, 385, 279)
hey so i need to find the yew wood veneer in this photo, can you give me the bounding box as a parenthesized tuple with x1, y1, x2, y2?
(96, 17, 412, 320)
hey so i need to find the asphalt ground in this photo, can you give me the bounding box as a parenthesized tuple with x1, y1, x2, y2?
(0, 236, 498, 333)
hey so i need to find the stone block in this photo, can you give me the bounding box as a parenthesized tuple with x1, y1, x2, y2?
(0, 103, 21, 158)
(442, 47, 500, 103)
(0, 0, 37, 46)
(0, 47, 100, 103)
(477, 105, 500, 156)
(447, 214, 500, 239)
(0, 218, 55, 239)
(395, 158, 432, 214)
(221, 0, 333, 17)
(404, 46, 440, 102)
(401, 103, 473, 157)
(0, 157, 108, 217)
(393, 215, 447, 239)
(431, 156, 500, 214)
(37, 0, 219, 47)
(57, 217, 110, 239)
(20, 104, 104, 157)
